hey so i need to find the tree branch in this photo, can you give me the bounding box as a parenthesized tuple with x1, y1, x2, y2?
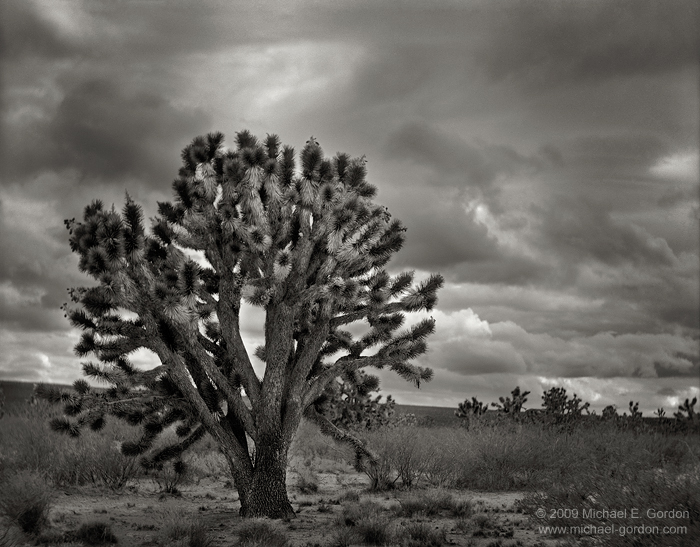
(304, 406, 378, 470)
(302, 355, 396, 409)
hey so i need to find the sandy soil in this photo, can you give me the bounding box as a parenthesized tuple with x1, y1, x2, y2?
(25, 468, 564, 547)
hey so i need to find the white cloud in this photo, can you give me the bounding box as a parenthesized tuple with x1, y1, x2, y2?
(650, 150, 700, 182)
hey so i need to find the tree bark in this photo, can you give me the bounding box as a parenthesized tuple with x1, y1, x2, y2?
(233, 436, 296, 519)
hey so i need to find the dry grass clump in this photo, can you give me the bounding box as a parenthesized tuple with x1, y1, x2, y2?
(518, 465, 700, 546)
(0, 470, 54, 537)
(339, 490, 360, 503)
(336, 501, 395, 545)
(0, 401, 140, 489)
(296, 467, 320, 494)
(394, 490, 473, 518)
(72, 521, 118, 545)
(326, 526, 357, 547)
(354, 514, 394, 545)
(363, 422, 700, 493)
(337, 500, 384, 527)
(398, 521, 447, 547)
(236, 520, 290, 547)
(159, 511, 213, 547)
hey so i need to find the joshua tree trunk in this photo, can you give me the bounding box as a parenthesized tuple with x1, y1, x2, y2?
(236, 438, 295, 519)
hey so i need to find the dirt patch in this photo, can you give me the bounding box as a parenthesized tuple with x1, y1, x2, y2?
(29, 469, 563, 547)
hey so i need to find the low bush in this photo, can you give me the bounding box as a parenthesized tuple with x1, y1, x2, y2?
(237, 520, 290, 547)
(354, 514, 393, 545)
(362, 422, 700, 494)
(327, 527, 357, 547)
(399, 522, 447, 547)
(160, 515, 213, 547)
(394, 490, 472, 518)
(0, 470, 53, 537)
(338, 501, 385, 527)
(361, 426, 437, 489)
(519, 466, 700, 546)
(0, 401, 140, 489)
(337, 501, 394, 545)
(296, 467, 320, 494)
(152, 459, 190, 494)
(339, 490, 360, 503)
(72, 521, 118, 545)
(289, 419, 354, 464)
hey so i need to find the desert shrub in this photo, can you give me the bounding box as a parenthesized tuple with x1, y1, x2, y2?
(297, 474, 319, 494)
(236, 520, 289, 547)
(336, 501, 395, 545)
(362, 426, 437, 489)
(185, 450, 229, 482)
(160, 515, 213, 547)
(151, 459, 190, 494)
(289, 419, 354, 465)
(394, 490, 472, 518)
(365, 421, 700, 494)
(338, 501, 384, 527)
(327, 527, 357, 547)
(0, 401, 141, 488)
(519, 466, 700, 546)
(354, 514, 393, 545)
(72, 521, 118, 545)
(471, 513, 498, 537)
(0, 470, 53, 536)
(399, 522, 447, 547)
(339, 490, 360, 503)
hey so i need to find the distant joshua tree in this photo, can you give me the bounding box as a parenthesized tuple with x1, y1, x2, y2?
(491, 386, 530, 415)
(541, 387, 590, 427)
(674, 397, 698, 423)
(38, 131, 443, 519)
(455, 396, 489, 419)
(601, 405, 618, 420)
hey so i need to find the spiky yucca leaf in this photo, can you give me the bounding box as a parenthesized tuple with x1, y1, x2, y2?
(73, 379, 90, 394)
(50, 417, 81, 437)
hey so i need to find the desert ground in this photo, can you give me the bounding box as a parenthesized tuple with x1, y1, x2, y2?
(1, 381, 698, 547)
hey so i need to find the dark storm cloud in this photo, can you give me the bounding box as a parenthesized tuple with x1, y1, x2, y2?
(0, 297, 65, 333)
(385, 122, 499, 189)
(5, 79, 212, 186)
(0, 197, 76, 333)
(475, 0, 699, 86)
(538, 197, 677, 268)
(0, 0, 76, 59)
(448, 254, 550, 287)
(0, 0, 697, 402)
(562, 134, 671, 178)
(654, 356, 700, 379)
(390, 194, 497, 270)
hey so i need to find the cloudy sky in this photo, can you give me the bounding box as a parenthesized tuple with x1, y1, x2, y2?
(1, 0, 698, 414)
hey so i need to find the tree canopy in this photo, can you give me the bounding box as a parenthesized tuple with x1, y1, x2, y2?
(42, 131, 443, 518)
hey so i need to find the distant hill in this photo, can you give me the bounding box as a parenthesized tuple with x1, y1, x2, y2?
(1, 380, 461, 424)
(0, 380, 43, 406)
(394, 403, 459, 427)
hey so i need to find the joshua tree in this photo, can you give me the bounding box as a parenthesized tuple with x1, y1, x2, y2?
(601, 405, 618, 420)
(456, 396, 489, 418)
(541, 386, 590, 425)
(455, 396, 489, 428)
(674, 397, 698, 424)
(40, 131, 443, 519)
(627, 401, 642, 420)
(318, 370, 396, 431)
(492, 386, 530, 415)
